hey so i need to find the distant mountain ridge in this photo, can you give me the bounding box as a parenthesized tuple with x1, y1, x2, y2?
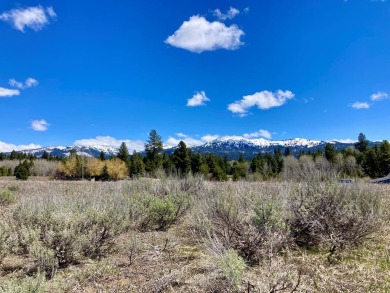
(189, 136, 360, 159)
(11, 136, 369, 160)
(19, 145, 119, 158)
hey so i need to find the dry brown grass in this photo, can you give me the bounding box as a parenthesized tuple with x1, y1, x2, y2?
(0, 178, 388, 292)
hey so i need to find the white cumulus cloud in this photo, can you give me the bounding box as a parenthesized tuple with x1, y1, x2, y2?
(0, 87, 20, 97)
(370, 91, 388, 101)
(9, 77, 38, 89)
(31, 119, 49, 131)
(201, 135, 220, 142)
(187, 91, 210, 107)
(243, 129, 272, 139)
(0, 141, 41, 152)
(213, 7, 240, 20)
(352, 102, 370, 109)
(74, 136, 144, 153)
(0, 6, 56, 32)
(165, 15, 244, 53)
(228, 90, 295, 116)
(165, 133, 219, 148)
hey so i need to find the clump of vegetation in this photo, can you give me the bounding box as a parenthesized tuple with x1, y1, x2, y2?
(288, 182, 383, 259)
(57, 156, 128, 180)
(0, 273, 46, 293)
(0, 188, 16, 205)
(195, 186, 289, 265)
(138, 191, 193, 231)
(217, 249, 246, 291)
(10, 188, 133, 277)
(14, 160, 33, 180)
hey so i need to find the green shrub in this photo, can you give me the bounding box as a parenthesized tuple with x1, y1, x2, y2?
(0, 274, 46, 293)
(14, 165, 29, 180)
(217, 249, 246, 291)
(138, 191, 192, 231)
(0, 188, 16, 206)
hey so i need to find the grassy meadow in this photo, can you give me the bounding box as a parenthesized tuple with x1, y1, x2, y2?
(0, 177, 389, 292)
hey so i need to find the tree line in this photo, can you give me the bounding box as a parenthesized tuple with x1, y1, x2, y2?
(55, 131, 390, 181)
(0, 131, 389, 181)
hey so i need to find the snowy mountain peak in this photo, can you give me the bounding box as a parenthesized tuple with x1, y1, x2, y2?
(208, 136, 323, 148)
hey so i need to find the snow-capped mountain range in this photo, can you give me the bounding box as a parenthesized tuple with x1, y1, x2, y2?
(21, 145, 119, 158)
(189, 136, 359, 159)
(11, 136, 363, 160)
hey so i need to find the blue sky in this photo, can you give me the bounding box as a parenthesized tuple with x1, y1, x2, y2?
(1, 0, 389, 152)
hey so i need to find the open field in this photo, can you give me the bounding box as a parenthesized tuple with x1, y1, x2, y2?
(0, 177, 389, 292)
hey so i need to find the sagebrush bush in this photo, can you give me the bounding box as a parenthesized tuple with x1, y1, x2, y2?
(0, 273, 46, 293)
(0, 220, 15, 264)
(11, 187, 134, 276)
(195, 185, 289, 265)
(138, 191, 192, 231)
(217, 249, 246, 291)
(288, 182, 383, 255)
(0, 188, 16, 206)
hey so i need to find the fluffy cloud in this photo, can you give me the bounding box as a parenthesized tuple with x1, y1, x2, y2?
(331, 139, 357, 144)
(213, 7, 240, 20)
(0, 141, 41, 152)
(0, 6, 56, 32)
(9, 77, 38, 89)
(165, 133, 219, 148)
(0, 87, 20, 97)
(201, 135, 220, 142)
(370, 91, 388, 101)
(243, 129, 272, 139)
(74, 136, 144, 153)
(352, 102, 370, 109)
(187, 91, 210, 107)
(228, 90, 295, 116)
(165, 15, 244, 53)
(31, 120, 49, 131)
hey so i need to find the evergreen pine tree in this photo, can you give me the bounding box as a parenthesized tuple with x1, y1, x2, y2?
(324, 143, 337, 164)
(363, 147, 379, 178)
(14, 160, 32, 180)
(172, 141, 191, 175)
(355, 133, 369, 153)
(190, 152, 203, 174)
(100, 164, 110, 181)
(42, 151, 49, 160)
(162, 153, 174, 176)
(117, 142, 130, 171)
(145, 130, 163, 175)
(130, 151, 145, 177)
(10, 150, 17, 160)
(99, 151, 106, 161)
(379, 140, 390, 176)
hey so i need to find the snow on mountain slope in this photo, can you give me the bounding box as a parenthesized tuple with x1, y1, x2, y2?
(14, 136, 359, 159)
(205, 136, 324, 148)
(19, 145, 119, 158)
